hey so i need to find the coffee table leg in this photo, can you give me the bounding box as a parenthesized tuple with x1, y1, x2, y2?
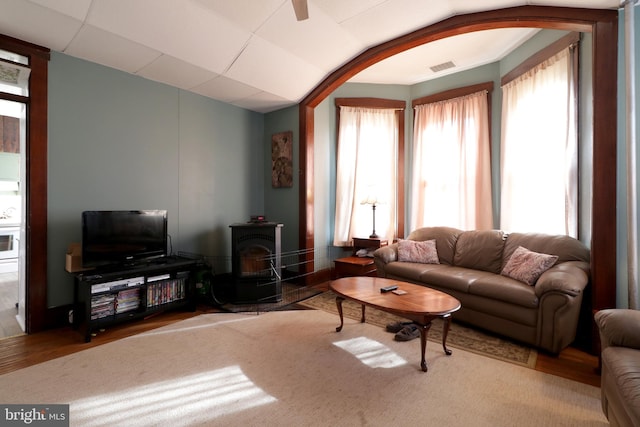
(419, 322, 432, 372)
(335, 296, 345, 332)
(442, 314, 453, 356)
(360, 304, 366, 323)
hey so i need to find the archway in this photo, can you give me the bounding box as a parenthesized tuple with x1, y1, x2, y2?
(298, 6, 618, 314)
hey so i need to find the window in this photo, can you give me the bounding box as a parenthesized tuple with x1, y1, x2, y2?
(500, 42, 578, 237)
(410, 86, 493, 231)
(333, 98, 405, 246)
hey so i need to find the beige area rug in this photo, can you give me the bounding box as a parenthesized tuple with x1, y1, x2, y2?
(0, 310, 605, 427)
(299, 291, 537, 368)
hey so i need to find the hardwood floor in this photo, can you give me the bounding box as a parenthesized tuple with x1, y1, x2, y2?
(536, 345, 600, 387)
(0, 307, 218, 376)
(0, 297, 601, 388)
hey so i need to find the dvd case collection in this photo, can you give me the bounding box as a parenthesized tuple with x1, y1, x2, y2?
(90, 294, 116, 320)
(147, 277, 186, 307)
(116, 288, 141, 314)
(89, 277, 186, 320)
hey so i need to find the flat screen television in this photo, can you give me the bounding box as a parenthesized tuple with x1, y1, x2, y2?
(82, 210, 168, 268)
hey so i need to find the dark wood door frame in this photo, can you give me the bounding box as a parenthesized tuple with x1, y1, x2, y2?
(0, 35, 49, 333)
(299, 6, 618, 314)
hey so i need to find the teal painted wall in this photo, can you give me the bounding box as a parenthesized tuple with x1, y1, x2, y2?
(176, 91, 264, 266)
(263, 105, 299, 254)
(48, 53, 264, 307)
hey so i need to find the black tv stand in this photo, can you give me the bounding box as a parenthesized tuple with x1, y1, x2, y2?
(73, 255, 200, 342)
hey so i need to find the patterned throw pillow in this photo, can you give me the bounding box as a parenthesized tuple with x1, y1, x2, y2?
(501, 246, 558, 286)
(397, 239, 440, 264)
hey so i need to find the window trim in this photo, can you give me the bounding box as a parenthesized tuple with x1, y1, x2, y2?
(412, 82, 494, 107)
(501, 32, 580, 87)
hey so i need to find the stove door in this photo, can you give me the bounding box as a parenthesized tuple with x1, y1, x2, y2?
(0, 227, 19, 260)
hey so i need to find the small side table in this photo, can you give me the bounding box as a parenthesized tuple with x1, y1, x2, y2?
(334, 238, 388, 278)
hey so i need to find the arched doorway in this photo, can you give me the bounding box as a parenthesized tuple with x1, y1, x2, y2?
(299, 6, 617, 314)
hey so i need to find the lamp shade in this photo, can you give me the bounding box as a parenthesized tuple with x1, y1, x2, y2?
(360, 194, 379, 205)
(361, 185, 385, 205)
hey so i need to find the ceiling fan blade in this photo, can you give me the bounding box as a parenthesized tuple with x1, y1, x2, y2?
(291, 0, 309, 21)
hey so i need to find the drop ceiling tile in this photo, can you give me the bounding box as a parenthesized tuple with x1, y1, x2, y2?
(531, 0, 618, 8)
(192, 0, 285, 32)
(0, 0, 84, 51)
(448, 0, 523, 14)
(449, 0, 618, 13)
(191, 75, 262, 103)
(314, 0, 389, 23)
(3, 0, 620, 114)
(340, 0, 455, 47)
(26, 0, 92, 21)
(232, 91, 293, 113)
(64, 25, 161, 74)
(86, 0, 251, 73)
(225, 36, 326, 101)
(256, 1, 365, 72)
(137, 55, 218, 90)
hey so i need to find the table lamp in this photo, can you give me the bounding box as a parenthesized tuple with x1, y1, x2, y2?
(361, 193, 380, 239)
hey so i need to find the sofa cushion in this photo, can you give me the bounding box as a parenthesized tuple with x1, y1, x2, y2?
(453, 230, 506, 274)
(503, 232, 589, 267)
(420, 266, 497, 294)
(406, 226, 463, 265)
(469, 274, 539, 308)
(501, 246, 558, 286)
(384, 262, 448, 283)
(397, 239, 439, 264)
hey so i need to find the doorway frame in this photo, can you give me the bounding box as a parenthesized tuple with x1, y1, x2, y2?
(0, 34, 49, 333)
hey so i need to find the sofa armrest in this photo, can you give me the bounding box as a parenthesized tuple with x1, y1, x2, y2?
(534, 261, 589, 298)
(373, 244, 397, 277)
(595, 309, 640, 351)
(373, 244, 398, 265)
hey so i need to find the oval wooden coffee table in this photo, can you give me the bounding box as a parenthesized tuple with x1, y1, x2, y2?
(329, 276, 461, 372)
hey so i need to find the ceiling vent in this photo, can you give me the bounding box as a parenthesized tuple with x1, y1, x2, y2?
(430, 61, 456, 73)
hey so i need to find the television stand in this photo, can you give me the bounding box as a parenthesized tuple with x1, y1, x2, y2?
(73, 255, 200, 342)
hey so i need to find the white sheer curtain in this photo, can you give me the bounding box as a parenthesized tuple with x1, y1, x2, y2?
(500, 47, 577, 237)
(333, 106, 398, 246)
(410, 91, 493, 231)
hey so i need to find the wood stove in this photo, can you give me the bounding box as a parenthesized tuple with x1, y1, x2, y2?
(229, 222, 283, 303)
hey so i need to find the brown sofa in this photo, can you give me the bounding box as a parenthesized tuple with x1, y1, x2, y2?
(373, 226, 590, 354)
(595, 309, 640, 427)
